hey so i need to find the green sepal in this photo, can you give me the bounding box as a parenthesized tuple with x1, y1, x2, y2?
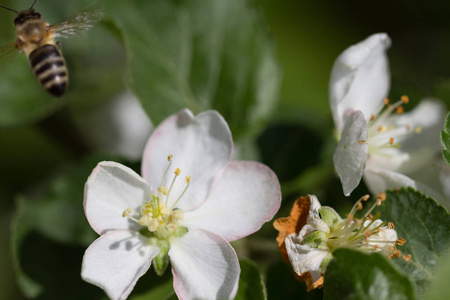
(153, 240, 170, 276)
(173, 226, 188, 238)
(319, 252, 333, 272)
(319, 206, 342, 230)
(302, 231, 328, 248)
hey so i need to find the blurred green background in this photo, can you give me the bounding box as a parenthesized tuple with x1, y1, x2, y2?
(0, 0, 449, 299)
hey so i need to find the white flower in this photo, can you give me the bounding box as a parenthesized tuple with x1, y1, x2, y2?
(81, 109, 281, 300)
(330, 33, 448, 199)
(285, 194, 401, 285)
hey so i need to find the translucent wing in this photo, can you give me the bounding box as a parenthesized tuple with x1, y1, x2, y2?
(51, 8, 103, 39)
(0, 41, 19, 64)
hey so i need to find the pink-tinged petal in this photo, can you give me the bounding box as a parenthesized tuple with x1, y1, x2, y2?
(84, 162, 152, 235)
(395, 99, 447, 152)
(330, 33, 391, 131)
(169, 229, 240, 300)
(333, 111, 369, 196)
(364, 167, 447, 203)
(182, 161, 281, 242)
(81, 230, 160, 300)
(142, 109, 233, 211)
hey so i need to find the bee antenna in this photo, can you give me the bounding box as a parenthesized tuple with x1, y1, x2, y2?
(0, 4, 18, 13)
(30, 0, 38, 9)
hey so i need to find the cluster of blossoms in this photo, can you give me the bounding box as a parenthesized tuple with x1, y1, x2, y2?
(330, 33, 448, 203)
(81, 109, 281, 300)
(80, 32, 445, 299)
(274, 194, 409, 290)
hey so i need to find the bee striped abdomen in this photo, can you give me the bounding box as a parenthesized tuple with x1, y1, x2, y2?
(29, 44, 68, 97)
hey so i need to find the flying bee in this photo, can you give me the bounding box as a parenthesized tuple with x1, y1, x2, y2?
(0, 0, 103, 97)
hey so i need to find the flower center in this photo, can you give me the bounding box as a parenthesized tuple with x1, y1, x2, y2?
(324, 193, 403, 258)
(365, 95, 422, 157)
(122, 155, 190, 238)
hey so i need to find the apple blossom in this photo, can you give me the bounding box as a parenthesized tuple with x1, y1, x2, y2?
(330, 33, 448, 200)
(81, 109, 281, 300)
(274, 194, 406, 291)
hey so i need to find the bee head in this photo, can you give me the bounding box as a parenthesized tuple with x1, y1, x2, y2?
(14, 9, 41, 25)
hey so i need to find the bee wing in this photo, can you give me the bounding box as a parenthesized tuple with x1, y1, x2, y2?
(0, 41, 19, 64)
(51, 8, 104, 39)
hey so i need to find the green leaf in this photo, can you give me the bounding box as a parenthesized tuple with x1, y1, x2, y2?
(11, 153, 122, 298)
(235, 259, 266, 300)
(441, 112, 450, 164)
(105, 0, 280, 139)
(376, 187, 450, 295)
(425, 251, 450, 300)
(324, 248, 416, 300)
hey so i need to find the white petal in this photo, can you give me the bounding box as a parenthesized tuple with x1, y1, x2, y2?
(285, 234, 329, 282)
(142, 109, 233, 211)
(306, 195, 330, 233)
(333, 111, 369, 196)
(183, 161, 281, 242)
(84, 161, 152, 235)
(330, 33, 391, 131)
(395, 99, 447, 152)
(81, 230, 160, 300)
(169, 229, 240, 300)
(364, 167, 447, 203)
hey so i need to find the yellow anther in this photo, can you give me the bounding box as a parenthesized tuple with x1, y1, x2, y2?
(403, 254, 412, 261)
(122, 208, 132, 217)
(389, 137, 394, 145)
(361, 194, 370, 201)
(388, 222, 395, 229)
(163, 187, 169, 196)
(414, 127, 422, 134)
(401, 95, 409, 104)
(396, 238, 406, 245)
(174, 168, 181, 176)
(377, 193, 386, 201)
(357, 202, 363, 211)
(158, 186, 164, 193)
(168, 155, 173, 161)
(370, 114, 375, 121)
(396, 106, 404, 114)
(186, 176, 191, 183)
(378, 125, 387, 132)
(384, 98, 390, 105)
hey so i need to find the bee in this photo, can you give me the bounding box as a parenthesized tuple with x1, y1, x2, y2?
(0, 0, 103, 97)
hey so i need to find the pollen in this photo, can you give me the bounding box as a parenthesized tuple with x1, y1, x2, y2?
(370, 114, 375, 121)
(384, 98, 390, 105)
(396, 238, 406, 245)
(186, 176, 191, 183)
(357, 202, 363, 211)
(396, 106, 404, 114)
(389, 137, 394, 145)
(403, 254, 412, 262)
(174, 168, 181, 176)
(401, 95, 409, 104)
(168, 155, 173, 161)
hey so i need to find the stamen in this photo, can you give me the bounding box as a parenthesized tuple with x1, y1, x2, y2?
(396, 106, 404, 114)
(414, 127, 422, 134)
(357, 202, 363, 211)
(165, 168, 181, 206)
(122, 208, 132, 217)
(370, 114, 375, 121)
(384, 98, 390, 105)
(170, 175, 191, 210)
(389, 137, 394, 145)
(159, 155, 174, 190)
(388, 222, 394, 229)
(401, 95, 409, 104)
(396, 238, 406, 245)
(377, 193, 386, 201)
(403, 254, 412, 261)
